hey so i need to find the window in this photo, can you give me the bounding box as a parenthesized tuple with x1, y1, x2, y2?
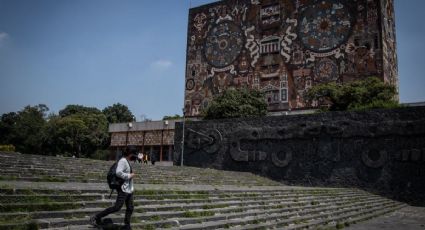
(280, 88, 288, 102)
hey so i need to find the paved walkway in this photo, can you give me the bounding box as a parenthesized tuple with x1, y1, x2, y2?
(346, 206, 425, 230)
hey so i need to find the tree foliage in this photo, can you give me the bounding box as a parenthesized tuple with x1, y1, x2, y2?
(59, 104, 101, 117)
(0, 112, 18, 145)
(0, 103, 131, 159)
(0, 104, 48, 154)
(305, 77, 399, 111)
(102, 103, 135, 123)
(55, 116, 88, 157)
(203, 88, 267, 119)
(162, 114, 182, 120)
(54, 105, 109, 157)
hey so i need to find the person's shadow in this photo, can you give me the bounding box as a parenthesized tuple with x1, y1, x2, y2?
(93, 218, 123, 230)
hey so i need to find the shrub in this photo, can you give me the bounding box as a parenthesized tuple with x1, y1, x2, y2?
(305, 77, 400, 111)
(202, 88, 267, 119)
(0, 144, 16, 152)
(90, 149, 110, 160)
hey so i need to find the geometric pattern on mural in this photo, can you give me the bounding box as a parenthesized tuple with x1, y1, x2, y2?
(185, 0, 398, 116)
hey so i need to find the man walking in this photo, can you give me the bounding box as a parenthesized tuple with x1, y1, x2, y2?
(90, 149, 136, 230)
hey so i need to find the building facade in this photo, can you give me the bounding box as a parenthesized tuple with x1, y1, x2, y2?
(184, 0, 398, 117)
(109, 120, 180, 162)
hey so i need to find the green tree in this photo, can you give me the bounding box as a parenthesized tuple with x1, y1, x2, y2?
(0, 112, 18, 145)
(0, 104, 109, 158)
(59, 104, 102, 117)
(54, 105, 109, 158)
(42, 114, 63, 156)
(11, 104, 49, 154)
(203, 88, 267, 119)
(305, 77, 399, 111)
(162, 114, 182, 120)
(102, 103, 135, 123)
(78, 112, 109, 155)
(56, 116, 88, 158)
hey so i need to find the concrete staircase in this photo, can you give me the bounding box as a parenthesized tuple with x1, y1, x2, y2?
(0, 152, 406, 230)
(0, 152, 280, 186)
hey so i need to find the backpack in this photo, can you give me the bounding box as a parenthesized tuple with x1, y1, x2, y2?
(107, 161, 124, 198)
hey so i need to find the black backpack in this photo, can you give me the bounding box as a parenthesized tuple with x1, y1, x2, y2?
(107, 161, 124, 198)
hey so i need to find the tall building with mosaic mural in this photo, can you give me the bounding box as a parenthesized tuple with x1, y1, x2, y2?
(184, 0, 398, 116)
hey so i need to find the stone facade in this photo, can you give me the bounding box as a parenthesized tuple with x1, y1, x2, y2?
(380, 0, 398, 96)
(174, 107, 425, 205)
(184, 0, 398, 117)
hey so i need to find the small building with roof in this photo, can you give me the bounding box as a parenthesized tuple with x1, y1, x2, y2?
(109, 119, 181, 163)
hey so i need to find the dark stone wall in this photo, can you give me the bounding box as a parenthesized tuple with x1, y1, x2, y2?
(174, 107, 425, 206)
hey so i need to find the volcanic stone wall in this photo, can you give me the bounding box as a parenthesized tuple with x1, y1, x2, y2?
(184, 0, 398, 117)
(174, 107, 425, 205)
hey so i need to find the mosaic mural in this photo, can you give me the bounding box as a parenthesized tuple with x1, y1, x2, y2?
(185, 0, 398, 116)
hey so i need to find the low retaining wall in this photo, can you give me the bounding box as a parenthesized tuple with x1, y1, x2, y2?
(174, 107, 425, 206)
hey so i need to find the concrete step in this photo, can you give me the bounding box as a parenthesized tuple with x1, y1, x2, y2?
(0, 152, 282, 186)
(162, 201, 403, 230)
(35, 198, 402, 229)
(0, 152, 408, 230)
(0, 190, 369, 214)
(0, 191, 393, 228)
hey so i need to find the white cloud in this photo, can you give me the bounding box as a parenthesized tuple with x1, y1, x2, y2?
(0, 32, 9, 47)
(150, 59, 173, 70)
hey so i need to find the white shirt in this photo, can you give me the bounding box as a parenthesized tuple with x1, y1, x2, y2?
(116, 157, 134, 194)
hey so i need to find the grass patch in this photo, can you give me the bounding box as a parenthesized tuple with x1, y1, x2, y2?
(294, 219, 302, 224)
(149, 180, 164, 184)
(0, 221, 40, 230)
(0, 194, 87, 203)
(252, 219, 261, 224)
(134, 190, 209, 196)
(0, 202, 81, 213)
(336, 222, 345, 229)
(131, 216, 141, 223)
(0, 175, 18, 180)
(0, 214, 31, 225)
(202, 204, 228, 209)
(0, 189, 78, 196)
(311, 201, 320, 205)
(148, 215, 161, 221)
(134, 190, 158, 196)
(100, 203, 111, 208)
(183, 211, 215, 218)
(245, 193, 258, 197)
(138, 224, 155, 230)
(176, 194, 209, 199)
(63, 213, 87, 219)
(161, 223, 173, 228)
(218, 194, 232, 198)
(0, 184, 13, 190)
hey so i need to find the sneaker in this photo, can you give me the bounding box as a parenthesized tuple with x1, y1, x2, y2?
(89, 215, 101, 227)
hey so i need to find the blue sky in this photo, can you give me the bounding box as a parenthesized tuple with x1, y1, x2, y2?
(0, 0, 424, 120)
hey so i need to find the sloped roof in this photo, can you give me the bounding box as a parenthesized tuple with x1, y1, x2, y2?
(108, 119, 182, 132)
